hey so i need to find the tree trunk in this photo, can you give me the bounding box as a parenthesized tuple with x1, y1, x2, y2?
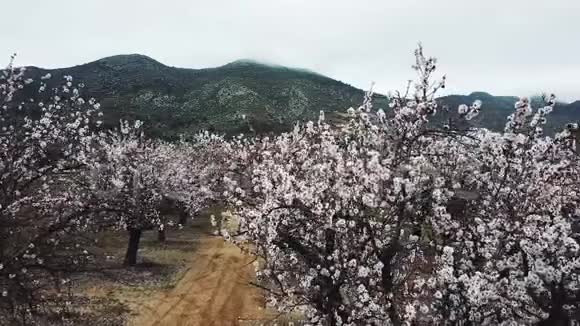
(179, 210, 188, 226)
(538, 286, 569, 326)
(158, 229, 166, 242)
(124, 228, 142, 266)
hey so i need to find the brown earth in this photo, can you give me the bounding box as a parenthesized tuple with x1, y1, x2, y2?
(128, 235, 273, 326)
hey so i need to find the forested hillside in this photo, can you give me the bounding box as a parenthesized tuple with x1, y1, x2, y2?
(24, 55, 579, 139)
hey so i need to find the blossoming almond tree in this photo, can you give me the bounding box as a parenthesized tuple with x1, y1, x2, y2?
(88, 124, 227, 266)
(153, 132, 229, 242)
(0, 56, 107, 324)
(431, 96, 580, 325)
(220, 46, 462, 325)
(87, 121, 168, 266)
(218, 46, 580, 326)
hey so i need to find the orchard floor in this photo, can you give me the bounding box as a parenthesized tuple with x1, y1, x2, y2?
(82, 216, 297, 326)
(128, 236, 268, 326)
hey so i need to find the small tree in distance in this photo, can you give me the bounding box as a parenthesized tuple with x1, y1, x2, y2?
(88, 122, 165, 266)
(88, 124, 227, 266)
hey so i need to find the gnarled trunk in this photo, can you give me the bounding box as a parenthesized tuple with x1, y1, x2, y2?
(124, 228, 142, 266)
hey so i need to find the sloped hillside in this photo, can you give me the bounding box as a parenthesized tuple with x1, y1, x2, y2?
(24, 55, 388, 138)
(21, 56, 579, 138)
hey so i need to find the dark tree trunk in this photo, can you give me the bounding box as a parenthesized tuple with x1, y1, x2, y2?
(381, 244, 401, 326)
(179, 209, 188, 226)
(124, 228, 142, 266)
(537, 285, 569, 326)
(158, 229, 166, 242)
(325, 228, 335, 255)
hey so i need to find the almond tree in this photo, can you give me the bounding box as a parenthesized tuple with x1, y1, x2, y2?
(154, 132, 228, 242)
(431, 96, 580, 325)
(0, 56, 106, 324)
(89, 125, 226, 265)
(88, 122, 165, 266)
(220, 46, 459, 324)
(219, 46, 580, 325)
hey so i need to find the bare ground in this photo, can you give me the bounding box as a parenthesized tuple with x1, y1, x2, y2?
(82, 215, 300, 326)
(128, 235, 269, 326)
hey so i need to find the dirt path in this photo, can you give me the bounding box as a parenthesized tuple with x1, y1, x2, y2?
(129, 235, 268, 326)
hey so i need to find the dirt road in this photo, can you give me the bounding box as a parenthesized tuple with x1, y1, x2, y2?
(129, 235, 268, 326)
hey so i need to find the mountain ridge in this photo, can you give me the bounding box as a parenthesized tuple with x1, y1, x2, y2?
(19, 54, 580, 138)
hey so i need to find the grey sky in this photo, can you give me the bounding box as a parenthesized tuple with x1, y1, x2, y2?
(2, 0, 579, 101)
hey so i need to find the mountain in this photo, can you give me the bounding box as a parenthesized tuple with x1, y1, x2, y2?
(434, 92, 520, 131)
(23, 54, 388, 138)
(434, 92, 580, 133)
(22, 55, 580, 138)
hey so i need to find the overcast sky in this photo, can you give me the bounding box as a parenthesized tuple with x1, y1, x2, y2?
(1, 0, 579, 101)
